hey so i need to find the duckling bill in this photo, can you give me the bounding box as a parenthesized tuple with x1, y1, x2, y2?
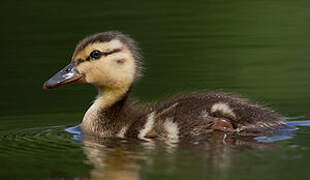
(43, 62, 83, 89)
(43, 31, 287, 142)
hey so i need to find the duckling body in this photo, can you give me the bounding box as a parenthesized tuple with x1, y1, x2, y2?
(82, 91, 285, 142)
(44, 31, 286, 142)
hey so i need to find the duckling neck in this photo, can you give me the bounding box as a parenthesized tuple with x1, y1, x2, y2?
(81, 87, 130, 137)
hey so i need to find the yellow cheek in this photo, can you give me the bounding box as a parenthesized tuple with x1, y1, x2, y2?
(75, 55, 136, 88)
(76, 62, 91, 74)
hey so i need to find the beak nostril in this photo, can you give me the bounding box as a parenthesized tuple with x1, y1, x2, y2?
(44, 62, 82, 89)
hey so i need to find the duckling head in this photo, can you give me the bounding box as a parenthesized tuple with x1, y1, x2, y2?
(43, 31, 142, 91)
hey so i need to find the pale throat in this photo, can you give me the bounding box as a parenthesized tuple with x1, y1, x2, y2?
(96, 86, 129, 108)
(82, 86, 129, 129)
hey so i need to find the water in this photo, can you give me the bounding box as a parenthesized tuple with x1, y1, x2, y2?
(1, 0, 310, 179)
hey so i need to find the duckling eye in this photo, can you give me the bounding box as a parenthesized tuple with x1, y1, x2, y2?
(89, 50, 102, 60)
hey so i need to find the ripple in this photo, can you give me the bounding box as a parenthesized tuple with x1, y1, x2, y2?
(254, 120, 310, 143)
(0, 125, 82, 158)
(286, 120, 310, 127)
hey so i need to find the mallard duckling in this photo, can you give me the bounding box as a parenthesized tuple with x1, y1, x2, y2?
(43, 31, 287, 142)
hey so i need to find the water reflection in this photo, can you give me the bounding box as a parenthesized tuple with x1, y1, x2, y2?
(63, 118, 310, 179)
(80, 132, 274, 180)
(0, 121, 307, 179)
(82, 137, 144, 180)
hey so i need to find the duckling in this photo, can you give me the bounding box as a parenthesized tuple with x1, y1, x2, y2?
(43, 31, 287, 142)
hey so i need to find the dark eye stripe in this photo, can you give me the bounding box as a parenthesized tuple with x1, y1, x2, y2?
(87, 48, 122, 60)
(78, 48, 122, 64)
(102, 48, 122, 56)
